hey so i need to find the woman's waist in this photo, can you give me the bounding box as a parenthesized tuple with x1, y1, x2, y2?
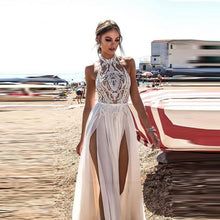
(93, 101, 129, 113)
(96, 101, 128, 107)
(89, 102, 132, 121)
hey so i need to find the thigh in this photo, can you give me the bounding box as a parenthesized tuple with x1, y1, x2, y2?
(119, 132, 129, 194)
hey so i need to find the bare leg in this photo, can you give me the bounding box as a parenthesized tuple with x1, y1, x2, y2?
(119, 132, 129, 194)
(76, 95, 79, 104)
(89, 131, 105, 220)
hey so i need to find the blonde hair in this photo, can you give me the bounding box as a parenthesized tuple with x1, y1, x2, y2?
(95, 20, 124, 54)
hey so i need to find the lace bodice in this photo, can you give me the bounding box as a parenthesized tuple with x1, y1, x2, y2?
(95, 55, 131, 104)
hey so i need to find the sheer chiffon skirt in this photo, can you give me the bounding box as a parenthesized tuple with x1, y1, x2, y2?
(72, 102, 146, 220)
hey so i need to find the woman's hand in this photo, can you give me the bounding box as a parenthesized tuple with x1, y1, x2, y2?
(148, 131, 160, 149)
(146, 127, 160, 149)
(76, 141, 84, 156)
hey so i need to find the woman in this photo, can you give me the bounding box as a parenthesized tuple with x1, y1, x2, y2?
(72, 20, 160, 220)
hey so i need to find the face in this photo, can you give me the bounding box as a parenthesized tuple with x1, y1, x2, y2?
(99, 29, 120, 58)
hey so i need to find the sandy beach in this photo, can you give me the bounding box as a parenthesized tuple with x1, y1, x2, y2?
(1, 89, 220, 220)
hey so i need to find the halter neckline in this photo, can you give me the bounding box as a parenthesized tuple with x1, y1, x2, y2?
(99, 54, 117, 64)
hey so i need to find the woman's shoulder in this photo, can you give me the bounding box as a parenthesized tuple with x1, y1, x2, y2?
(119, 56, 134, 61)
(118, 56, 135, 73)
(118, 56, 135, 66)
(85, 64, 96, 80)
(85, 64, 94, 72)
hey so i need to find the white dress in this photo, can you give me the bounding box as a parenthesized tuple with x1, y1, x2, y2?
(72, 55, 146, 220)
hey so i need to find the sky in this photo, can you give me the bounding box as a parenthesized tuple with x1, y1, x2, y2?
(0, 0, 220, 81)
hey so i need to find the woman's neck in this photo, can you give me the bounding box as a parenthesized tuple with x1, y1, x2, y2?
(100, 53, 115, 60)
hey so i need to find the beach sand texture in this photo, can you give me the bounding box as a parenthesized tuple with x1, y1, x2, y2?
(1, 91, 220, 220)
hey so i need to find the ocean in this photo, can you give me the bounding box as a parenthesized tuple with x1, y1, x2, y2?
(0, 72, 85, 83)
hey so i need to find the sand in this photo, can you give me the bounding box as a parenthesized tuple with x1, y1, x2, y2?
(1, 90, 219, 220)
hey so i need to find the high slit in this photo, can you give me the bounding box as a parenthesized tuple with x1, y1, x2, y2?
(72, 55, 146, 220)
(119, 132, 129, 195)
(89, 130, 105, 220)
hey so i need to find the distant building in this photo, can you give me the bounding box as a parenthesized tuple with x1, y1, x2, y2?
(151, 39, 220, 76)
(139, 60, 152, 72)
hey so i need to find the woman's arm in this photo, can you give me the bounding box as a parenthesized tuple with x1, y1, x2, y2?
(127, 58, 160, 147)
(76, 65, 96, 155)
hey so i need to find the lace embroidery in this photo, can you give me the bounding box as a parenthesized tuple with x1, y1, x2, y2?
(95, 55, 131, 104)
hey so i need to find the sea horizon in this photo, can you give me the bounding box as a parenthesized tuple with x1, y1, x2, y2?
(0, 72, 85, 83)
